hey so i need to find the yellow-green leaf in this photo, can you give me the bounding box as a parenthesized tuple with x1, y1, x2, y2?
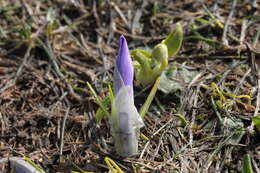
(162, 23, 183, 57)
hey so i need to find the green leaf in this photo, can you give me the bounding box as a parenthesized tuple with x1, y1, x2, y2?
(162, 23, 183, 57)
(252, 116, 260, 133)
(242, 154, 254, 173)
(159, 64, 199, 94)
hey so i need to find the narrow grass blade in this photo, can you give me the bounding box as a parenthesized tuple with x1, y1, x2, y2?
(140, 77, 161, 119)
(95, 85, 114, 123)
(108, 84, 114, 104)
(87, 82, 110, 117)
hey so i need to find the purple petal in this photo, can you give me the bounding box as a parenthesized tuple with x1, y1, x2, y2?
(113, 65, 133, 99)
(113, 65, 125, 96)
(115, 35, 133, 88)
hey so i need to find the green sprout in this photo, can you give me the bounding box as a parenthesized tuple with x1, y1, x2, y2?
(132, 23, 183, 86)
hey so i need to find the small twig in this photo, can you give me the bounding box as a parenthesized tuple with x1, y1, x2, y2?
(0, 45, 32, 93)
(187, 72, 204, 89)
(92, 1, 101, 28)
(107, 7, 116, 44)
(124, 159, 156, 170)
(252, 80, 260, 116)
(217, 60, 246, 89)
(139, 140, 150, 159)
(189, 86, 200, 147)
(211, 96, 224, 125)
(14, 45, 32, 81)
(252, 157, 260, 173)
(37, 38, 82, 101)
(151, 132, 165, 161)
(131, 8, 143, 34)
(222, 0, 237, 46)
(240, 19, 248, 44)
(114, 29, 164, 41)
(110, 1, 129, 29)
(60, 107, 70, 157)
(204, 129, 239, 170)
(178, 88, 193, 116)
(0, 113, 6, 136)
(150, 118, 174, 139)
(233, 68, 251, 95)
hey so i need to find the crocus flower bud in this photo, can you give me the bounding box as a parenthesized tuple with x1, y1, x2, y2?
(110, 35, 144, 157)
(9, 157, 44, 173)
(113, 36, 134, 98)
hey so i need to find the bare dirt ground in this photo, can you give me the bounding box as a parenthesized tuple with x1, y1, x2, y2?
(0, 0, 260, 172)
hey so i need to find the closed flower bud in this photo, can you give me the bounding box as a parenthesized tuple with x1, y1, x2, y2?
(111, 36, 144, 157)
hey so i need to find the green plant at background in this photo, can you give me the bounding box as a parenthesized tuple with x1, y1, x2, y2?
(131, 23, 183, 86)
(46, 7, 58, 38)
(252, 116, 260, 133)
(242, 154, 254, 173)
